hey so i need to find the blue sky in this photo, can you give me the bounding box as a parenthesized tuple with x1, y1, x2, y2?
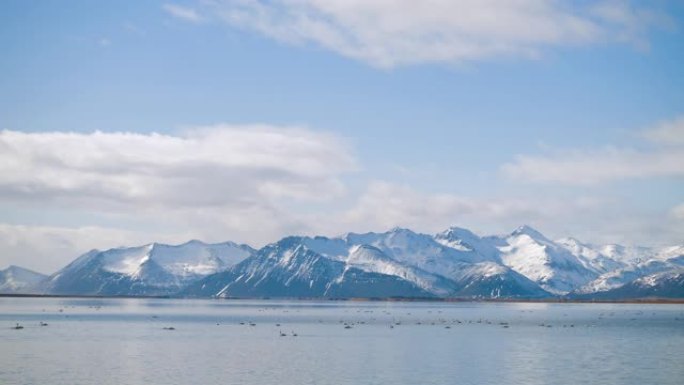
(1, 0, 683, 272)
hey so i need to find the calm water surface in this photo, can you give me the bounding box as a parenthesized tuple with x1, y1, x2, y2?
(1, 298, 683, 385)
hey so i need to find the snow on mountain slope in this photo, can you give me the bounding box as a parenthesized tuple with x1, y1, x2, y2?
(184, 232, 549, 299)
(452, 261, 551, 298)
(556, 238, 626, 274)
(183, 237, 433, 298)
(27, 225, 682, 298)
(434, 227, 501, 261)
(340, 228, 546, 297)
(576, 245, 684, 294)
(293, 234, 458, 295)
(137, 240, 253, 277)
(576, 260, 673, 294)
(654, 245, 684, 261)
(598, 244, 655, 265)
(345, 244, 457, 296)
(41, 240, 254, 296)
(344, 227, 494, 268)
(581, 268, 684, 299)
(0, 265, 47, 293)
(214, 238, 347, 297)
(497, 226, 597, 294)
(300, 236, 349, 261)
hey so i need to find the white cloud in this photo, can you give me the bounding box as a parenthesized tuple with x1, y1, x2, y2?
(4, 181, 681, 274)
(199, 0, 669, 67)
(163, 3, 204, 23)
(502, 116, 684, 184)
(671, 203, 684, 220)
(0, 224, 183, 274)
(0, 125, 355, 208)
(2, 178, 680, 273)
(327, 181, 683, 247)
(331, 180, 592, 236)
(0, 124, 359, 270)
(0, 125, 356, 266)
(502, 147, 684, 185)
(642, 115, 684, 145)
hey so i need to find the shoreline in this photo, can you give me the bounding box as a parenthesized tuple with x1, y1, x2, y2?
(2, 293, 683, 304)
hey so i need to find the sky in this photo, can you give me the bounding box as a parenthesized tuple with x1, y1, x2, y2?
(1, 0, 683, 273)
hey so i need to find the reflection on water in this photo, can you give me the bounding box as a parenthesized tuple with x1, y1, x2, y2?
(2, 298, 683, 385)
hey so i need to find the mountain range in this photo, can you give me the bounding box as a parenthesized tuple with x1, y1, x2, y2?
(2, 226, 682, 299)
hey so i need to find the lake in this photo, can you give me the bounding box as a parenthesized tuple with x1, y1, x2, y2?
(1, 298, 683, 385)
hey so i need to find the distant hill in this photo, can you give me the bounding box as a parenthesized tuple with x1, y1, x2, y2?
(0, 265, 46, 293)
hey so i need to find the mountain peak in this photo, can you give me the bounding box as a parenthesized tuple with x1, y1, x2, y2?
(439, 226, 479, 240)
(0, 265, 47, 294)
(387, 226, 413, 234)
(511, 225, 547, 240)
(183, 239, 207, 246)
(556, 237, 589, 248)
(4, 265, 45, 275)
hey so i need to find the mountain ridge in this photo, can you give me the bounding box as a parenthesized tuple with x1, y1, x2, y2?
(5, 225, 683, 299)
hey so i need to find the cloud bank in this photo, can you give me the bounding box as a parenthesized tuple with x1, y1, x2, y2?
(0, 125, 355, 208)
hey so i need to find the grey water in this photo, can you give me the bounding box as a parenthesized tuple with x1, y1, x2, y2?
(1, 298, 683, 385)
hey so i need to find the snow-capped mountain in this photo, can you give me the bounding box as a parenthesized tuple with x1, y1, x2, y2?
(494, 226, 598, 294)
(556, 237, 627, 274)
(0, 265, 47, 293)
(184, 229, 550, 299)
(343, 244, 458, 296)
(183, 237, 434, 298)
(344, 227, 494, 265)
(281, 233, 457, 296)
(434, 226, 501, 262)
(24, 225, 684, 299)
(343, 228, 547, 297)
(597, 244, 657, 265)
(574, 245, 684, 294)
(39, 240, 254, 296)
(577, 268, 684, 299)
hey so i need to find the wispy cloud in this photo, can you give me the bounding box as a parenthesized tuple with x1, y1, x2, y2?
(502, 147, 684, 185)
(163, 3, 204, 23)
(642, 115, 684, 145)
(327, 180, 606, 238)
(123, 22, 146, 37)
(671, 203, 684, 220)
(197, 0, 670, 67)
(339, 181, 536, 232)
(501, 116, 684, 185)
(327, 180, 683, 247)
